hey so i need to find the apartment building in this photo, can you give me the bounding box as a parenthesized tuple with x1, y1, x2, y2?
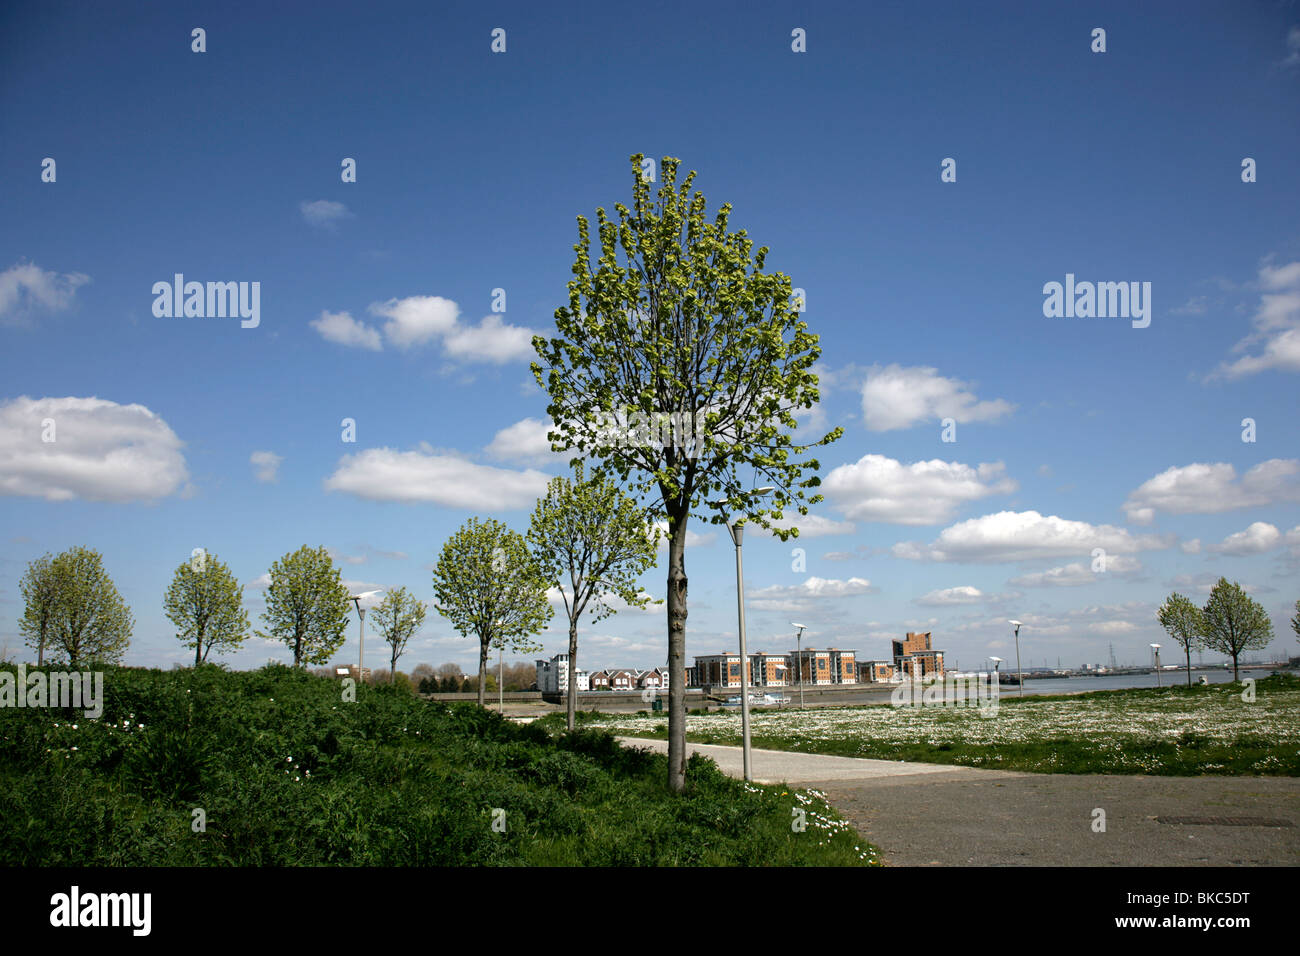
(857, 659, 896, 683)
(693, 652, 753, 688)
(750, 652, 790, 686)
(535, 653, 590, 694)
(892, 631, 945, 679)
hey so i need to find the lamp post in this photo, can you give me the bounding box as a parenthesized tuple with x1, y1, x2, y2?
(1150, 643, 1162, 688)
(708, 487, 774, 784)
(1009, 621, 1024, 697)
(792, 623, 808, 710)
(349, 589, 384, 686)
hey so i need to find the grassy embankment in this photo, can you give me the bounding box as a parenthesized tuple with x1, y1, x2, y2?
(0, 663, 876, 865)
(555, 674, 1300, 776)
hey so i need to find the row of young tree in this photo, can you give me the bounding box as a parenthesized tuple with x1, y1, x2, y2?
(1157, 579, 1299, 683)
(17, 543, 429, 671)
(14, 459, 661, 728)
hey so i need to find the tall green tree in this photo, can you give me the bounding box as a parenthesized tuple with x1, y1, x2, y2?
(36, 547, 133, 666)
(431, 518, 552, 707)
(531, 154, 841, 790)
(528, 460, 660, 730)
(1156, 592, 1203, 687)
(257, 545, 351, 667)
(163, 550, 250, 665)
(1291, 599, 1299, 647)
(1199, 578, 1273, 682)
(371, 586, 427, 678)
(18, 553, 59, 665)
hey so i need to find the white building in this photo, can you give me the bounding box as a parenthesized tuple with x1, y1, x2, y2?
(535, 653, 590, 694)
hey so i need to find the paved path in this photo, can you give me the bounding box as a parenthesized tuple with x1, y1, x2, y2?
(617, 737, 1300, 866)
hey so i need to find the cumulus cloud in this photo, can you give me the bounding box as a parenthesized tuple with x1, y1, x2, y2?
(860, 364, 1014, 431)
(315, 295, 540, 363)
(368, 295, 460, 349)
(824, 454, 1017, 525)
(324, 447, 551, 510)
(913, 585, 985, 606)
(654, 521, 713, 550)
(250, 450, 283, 483)
(310, 310, 382, 350)
(1122, 459, 1300, 523)
(747, 576, 876, 612)
(1209, 259, 1300, 379)
(442, 314, 537, 363)
(0, 262, 90, 325)
(299, 200, 353, 229)
(1207, 521, 1282, 556)
(1009, 555, 1142, 587)
(892, 510, 1171, 563)
(485, 418, 562, 465)
(758, 513, 857, 539)
(0, 396, 189, 501)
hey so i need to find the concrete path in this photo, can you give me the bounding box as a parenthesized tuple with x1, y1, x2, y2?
(617, 737, 1300, 866)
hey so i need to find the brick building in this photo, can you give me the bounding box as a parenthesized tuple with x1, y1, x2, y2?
(892, 632, 945, 679)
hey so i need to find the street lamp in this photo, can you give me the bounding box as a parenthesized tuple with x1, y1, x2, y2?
(707, 487, 774, 783)
(1008, 621, 1024, 697)
(1150, 643, 1162, 688)
(792, 623, 809, 710)
(349, 589, 385, 685)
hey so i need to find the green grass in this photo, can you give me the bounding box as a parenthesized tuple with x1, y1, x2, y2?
(561, 674, 1300, 776)
(0, 663, 876, 866)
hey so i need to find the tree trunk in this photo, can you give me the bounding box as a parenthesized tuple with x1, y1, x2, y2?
(666, 508, 689, 793)
(1185, 645, 1191, 687)
(566, 618, 579, 732)
(478, 638, 489, 707)
(1232, 652, 1239, 683)
(391, 650, 399, 681)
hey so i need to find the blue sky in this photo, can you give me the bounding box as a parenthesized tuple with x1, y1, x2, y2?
(2, 0, 1298, 676)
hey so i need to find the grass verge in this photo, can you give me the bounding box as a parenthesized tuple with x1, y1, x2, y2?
(0, 663, 877, 865)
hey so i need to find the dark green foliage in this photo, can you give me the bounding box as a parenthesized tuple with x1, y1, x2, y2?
(0, 663, 873, 866)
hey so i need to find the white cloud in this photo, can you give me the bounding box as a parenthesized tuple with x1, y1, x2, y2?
(824, 454, 1017, 525)
(0, 262, 90, 324)
(442, 314, 538, 364)
(1009, 556, 1142, 588)
(654, 521, 714, 550)
(485, 418, 561, 465)
(1122, 459, 1300, 523)
(1180, 539, 1201, 554)
(250, 450, 283, 483)
(243, 573, 271, 591)
(913, 586, 985, 606)
(1207, 521, 1282, 556)
(748, 576, 876, 612)
(1210, 259, 1300, 379)
(299, 199, 353, 229)
(759, 513, 856, 538)
(892, 510, 1171, 563)
(324, 447, 551, 510)
(368, 296, 460, 349)
(0, 396, 189, 502)
(310, 310, 382, 350)
(860, 364, 1014, 431)
(312, 295, 540, 364)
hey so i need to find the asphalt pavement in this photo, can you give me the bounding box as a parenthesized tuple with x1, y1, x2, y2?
(617, 737, 1300, 866)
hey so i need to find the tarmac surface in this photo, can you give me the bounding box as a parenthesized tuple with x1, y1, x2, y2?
(617, 737, 1300, 866)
